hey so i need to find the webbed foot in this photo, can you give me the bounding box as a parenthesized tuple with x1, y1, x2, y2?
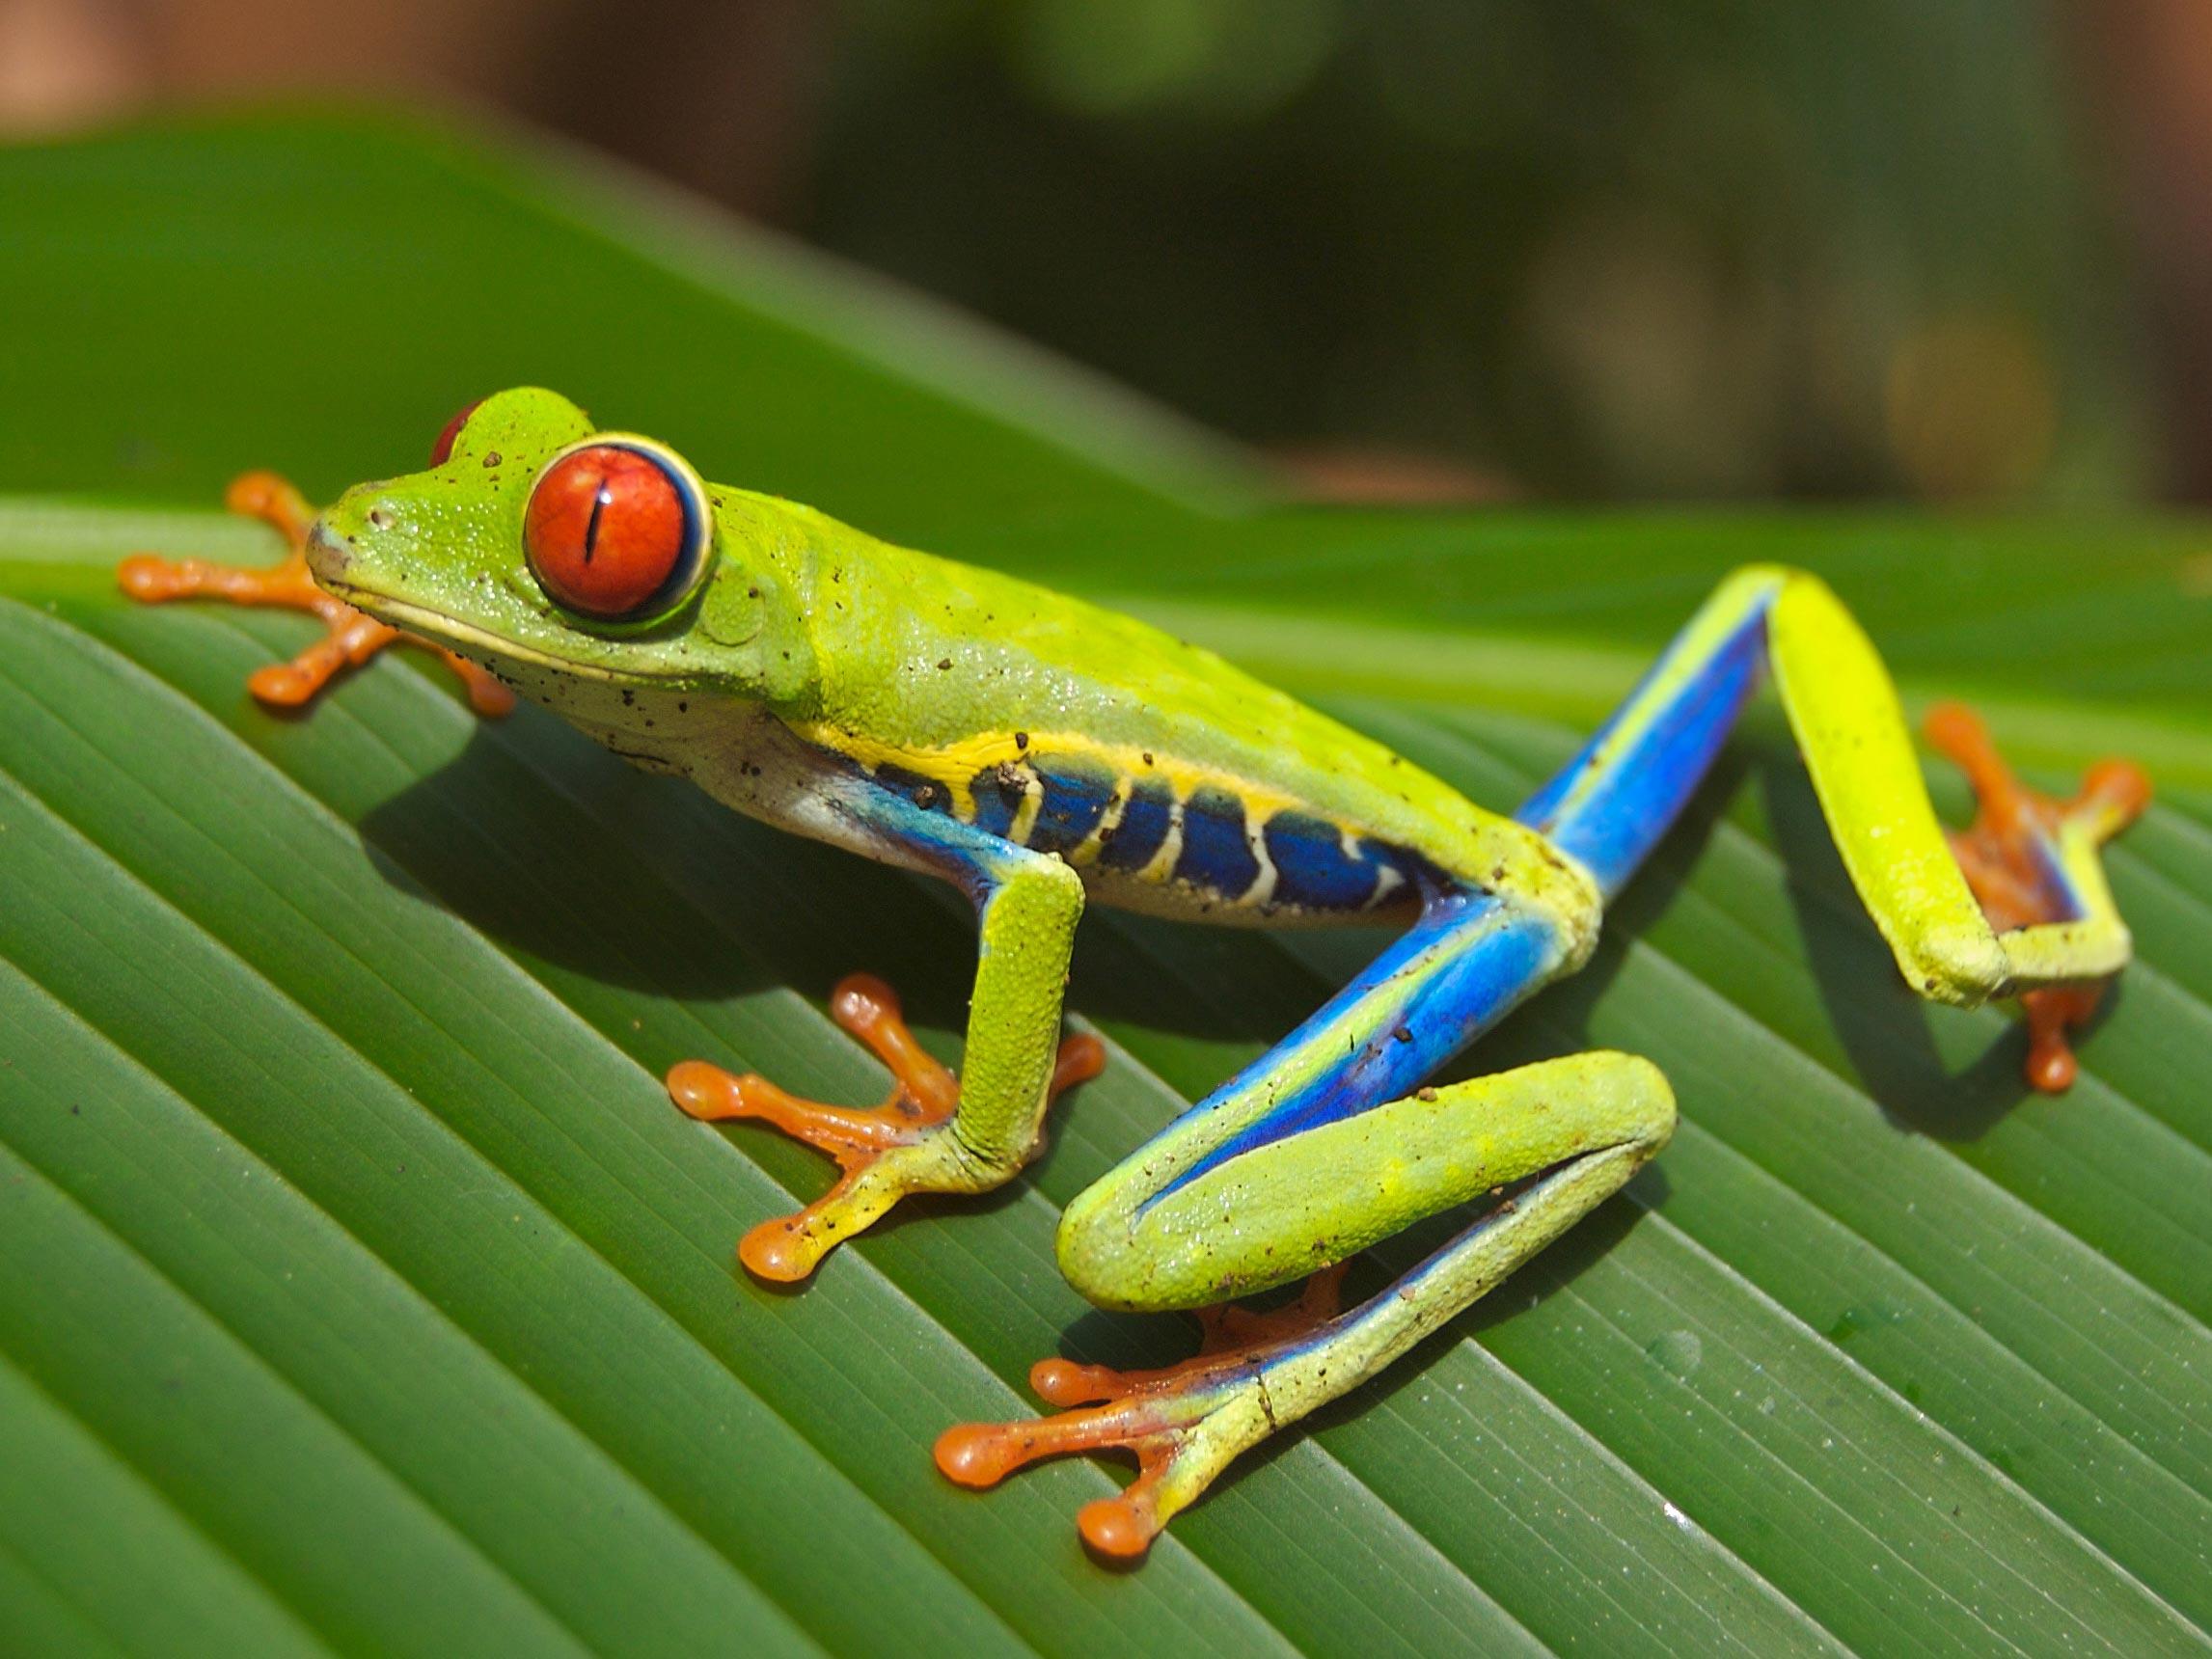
(1924, 702, 2150, 1091)
(667, 974, 1104, 1281)
(934, 1265, 1350, 1560)
(118, 472, 514, 715)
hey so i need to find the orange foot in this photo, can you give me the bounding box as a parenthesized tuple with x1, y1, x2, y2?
(935, 1264, 1351, 1561)
(117, 471, 515, 716)
(1924, 702, 2150, 1092)
(667, 973, 1105, 1281)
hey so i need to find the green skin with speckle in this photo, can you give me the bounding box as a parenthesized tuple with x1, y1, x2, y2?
(295, 387, 2136, 1549)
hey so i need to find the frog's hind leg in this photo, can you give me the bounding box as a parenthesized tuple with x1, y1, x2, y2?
(939, 1048, 1674, 1558)
(1760, 573, 2145, 1030)
(939, 883, 1665, 1557)
(940, 564, 2150, 1558)
(118, 471, 513, 715)
(1520, 564, 2149, 1087)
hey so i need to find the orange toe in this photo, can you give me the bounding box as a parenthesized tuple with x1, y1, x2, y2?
(825, 974, 960, 1121)
(740, 1208, 849, 1283)
(935, 1265, 1352, 1559)
(119, 470, 513, 717)
(933, 1387, 1205, 1562)
(1077, 1495, 1157, 1560)
(670, 976, 1106, 1283)
(1924, 701, 2148, 1093)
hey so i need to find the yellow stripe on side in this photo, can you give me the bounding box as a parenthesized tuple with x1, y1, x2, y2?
(1138, 797, 1187, 885)
(1006, 771, 1046, 846)
(787, 704, 1601, 948)
(779, 719, 1011, 820)
(1064, 775, 1133, 869)
(781, 719, 1326, 829)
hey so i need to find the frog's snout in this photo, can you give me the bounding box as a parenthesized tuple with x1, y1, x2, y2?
(304, 518, 351, 585)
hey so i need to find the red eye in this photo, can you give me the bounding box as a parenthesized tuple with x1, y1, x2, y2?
(524, 443, 699, 619)
(429, 399, 482, 466)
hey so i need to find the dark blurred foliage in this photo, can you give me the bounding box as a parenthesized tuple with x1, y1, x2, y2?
(794, 0, 2148, 503)
(1, 0, 2197, 503)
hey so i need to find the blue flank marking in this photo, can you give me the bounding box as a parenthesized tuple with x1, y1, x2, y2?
(1101, 777, 1174, 872)
(968, 766, 1022, 838)
(1175, 786, 1261, 897)
(1028, 757, 1115, 854)
(1518, 604, 1768, 897)
(1265, 812, 1380, 910)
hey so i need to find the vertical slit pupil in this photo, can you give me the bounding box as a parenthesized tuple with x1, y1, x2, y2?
(582, 481, 609, 564)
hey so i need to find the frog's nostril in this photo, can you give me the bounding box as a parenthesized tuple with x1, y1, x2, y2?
(367, 507, 392, 530)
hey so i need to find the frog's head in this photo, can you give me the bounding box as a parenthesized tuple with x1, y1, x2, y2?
(306, 388, 814, 711)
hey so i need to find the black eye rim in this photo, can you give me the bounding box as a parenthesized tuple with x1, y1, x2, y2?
(525, 434, 717, 628)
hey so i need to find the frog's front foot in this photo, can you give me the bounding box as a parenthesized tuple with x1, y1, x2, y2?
(668, 973, 1105, 1282)
(934, 1265, 1350, 1560)
(1925, 702, 2150, 1091)
(118, 471, 515, 716)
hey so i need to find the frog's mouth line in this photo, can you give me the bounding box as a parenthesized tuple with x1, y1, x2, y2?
(305, 518, 617, 685)
(316, 576, 699, 690)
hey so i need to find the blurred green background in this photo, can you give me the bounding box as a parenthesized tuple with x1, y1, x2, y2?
(5, 0, 2203, 506)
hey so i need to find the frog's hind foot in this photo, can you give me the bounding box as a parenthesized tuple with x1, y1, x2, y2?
(668, 973, 1104, 1283)
(118, 471, 514, 716)
(934, 1265, 1350, 1561)
(1924, 702, 2150, 1091)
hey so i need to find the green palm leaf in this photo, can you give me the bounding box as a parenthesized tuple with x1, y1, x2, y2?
(0, 109, 2204, 1657)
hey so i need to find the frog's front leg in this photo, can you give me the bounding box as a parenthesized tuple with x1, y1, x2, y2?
(117, 472, 515, 715)
(668, 789, 1104, 1281)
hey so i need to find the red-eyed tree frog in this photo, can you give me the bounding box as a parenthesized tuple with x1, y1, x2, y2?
(119, 389, 2149, 1560)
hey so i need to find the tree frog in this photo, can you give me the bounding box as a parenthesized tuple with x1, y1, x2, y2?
(120, 389, 2149, 1560)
